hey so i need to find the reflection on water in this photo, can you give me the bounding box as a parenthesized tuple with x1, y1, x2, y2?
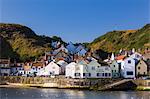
(0, 88, 150, 99)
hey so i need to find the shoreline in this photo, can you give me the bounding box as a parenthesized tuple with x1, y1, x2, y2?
(0, 83, 150, 91)
(0, 83, 90, 90)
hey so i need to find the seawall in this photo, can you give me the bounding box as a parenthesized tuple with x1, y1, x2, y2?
(0, 76, 150, 91)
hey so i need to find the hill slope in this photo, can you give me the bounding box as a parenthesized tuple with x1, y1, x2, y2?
(0, 23, 64, 61)
(89, 24, 150, 53)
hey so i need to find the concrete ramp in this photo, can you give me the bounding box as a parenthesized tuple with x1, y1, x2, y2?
(98, 79, 133, 90)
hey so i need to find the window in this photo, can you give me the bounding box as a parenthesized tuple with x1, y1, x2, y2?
(108, 73, 111, 76)
(92, 67, 95, 70)
(97, 73, 101, 76)
(75, 73, 80, 76)
(114, 65, 115, 67)
(83, 73, 91, 77)
(138, 67, 140, 70)
(83, 73, 85, 76)
(105, 73, 107, 77)
(126, 71, 133, 75)
(128, 60, 131, 64)
(102, 73, 104, 77)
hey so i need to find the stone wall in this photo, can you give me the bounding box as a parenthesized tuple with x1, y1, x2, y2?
(0, 76, 121, 88)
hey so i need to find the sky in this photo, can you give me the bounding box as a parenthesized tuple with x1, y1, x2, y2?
(0, 0, 149, 43)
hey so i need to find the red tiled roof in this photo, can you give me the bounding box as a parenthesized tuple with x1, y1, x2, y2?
(116, 55, 126, 60)
(32, 62, 44, 67)
(24, 66, 31, 71)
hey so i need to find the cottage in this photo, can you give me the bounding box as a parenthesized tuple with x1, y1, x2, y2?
(110, 60, 120, 78)
(75, 45, 84, 53)
(136, 60, 148, 77)
(66, 42, 76, 54)
(96, 66, 112, 78)
(57, 60, 68, 74)
(45, 52, 54, 61)
(65, 60, 91, 78)
(75, 60, 90, 78)
(31, 62, 45, 75)
(37, 61, 60, 76)
(22, 64, 32, 76)
(53, 44, 68, 55)
(11, 63, 23, 75)
(77, 49, 87, 56)
(65, 62, 77, 78)
(87, 60, 101, 78)
(0, 59, 11, 76)
(121, 57, 136, 78)
(54, 50, 71, 62)
(130, 52, 143, 61)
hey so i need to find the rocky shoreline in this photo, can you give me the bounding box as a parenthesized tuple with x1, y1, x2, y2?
(0, 76, 150, 91)
(0, 82, 150, 91)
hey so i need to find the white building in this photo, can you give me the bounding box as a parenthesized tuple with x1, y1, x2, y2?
(129, 52, 143, 61)
(87, 60, 101, 78)
(121, 57, 136, 78)
(0, 67, 11, 76)
(65, 60, 112, 78)
(11, 66, 23, 75)
(37, 61, 60, 76)
(110, 60, 120, 78)
(65, 62, 77, 78)
(65, 60, 90, 78)
(57, 60, 68, 75)
(96, 66, 112, 78)
(0, 59, 11, 76)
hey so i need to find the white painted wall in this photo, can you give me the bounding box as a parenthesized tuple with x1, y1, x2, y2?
(121, 57, 135, 78)
(65, 62, 76, 78)
(1, 68, 11, 75)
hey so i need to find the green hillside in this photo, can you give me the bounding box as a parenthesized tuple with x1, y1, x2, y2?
(89, 24, 150, 53)
(0, 23, 64, 62)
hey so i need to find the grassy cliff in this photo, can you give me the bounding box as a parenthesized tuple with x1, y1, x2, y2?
(0, 23, 64, 62)
(89, 24, 150, 53)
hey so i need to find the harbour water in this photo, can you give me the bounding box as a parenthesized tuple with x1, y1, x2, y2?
(0, 88, 150, 99)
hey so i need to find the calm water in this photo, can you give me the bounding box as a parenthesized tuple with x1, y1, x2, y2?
(0, 88, 150, 99)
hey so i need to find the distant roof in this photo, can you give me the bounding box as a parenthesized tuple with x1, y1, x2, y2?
(24, 66, 31, 71)
(32, 62, 44, 67)
(116, 55, 126, 60)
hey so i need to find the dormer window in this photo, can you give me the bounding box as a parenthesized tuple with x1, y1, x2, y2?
(128, 60, 131, 64)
